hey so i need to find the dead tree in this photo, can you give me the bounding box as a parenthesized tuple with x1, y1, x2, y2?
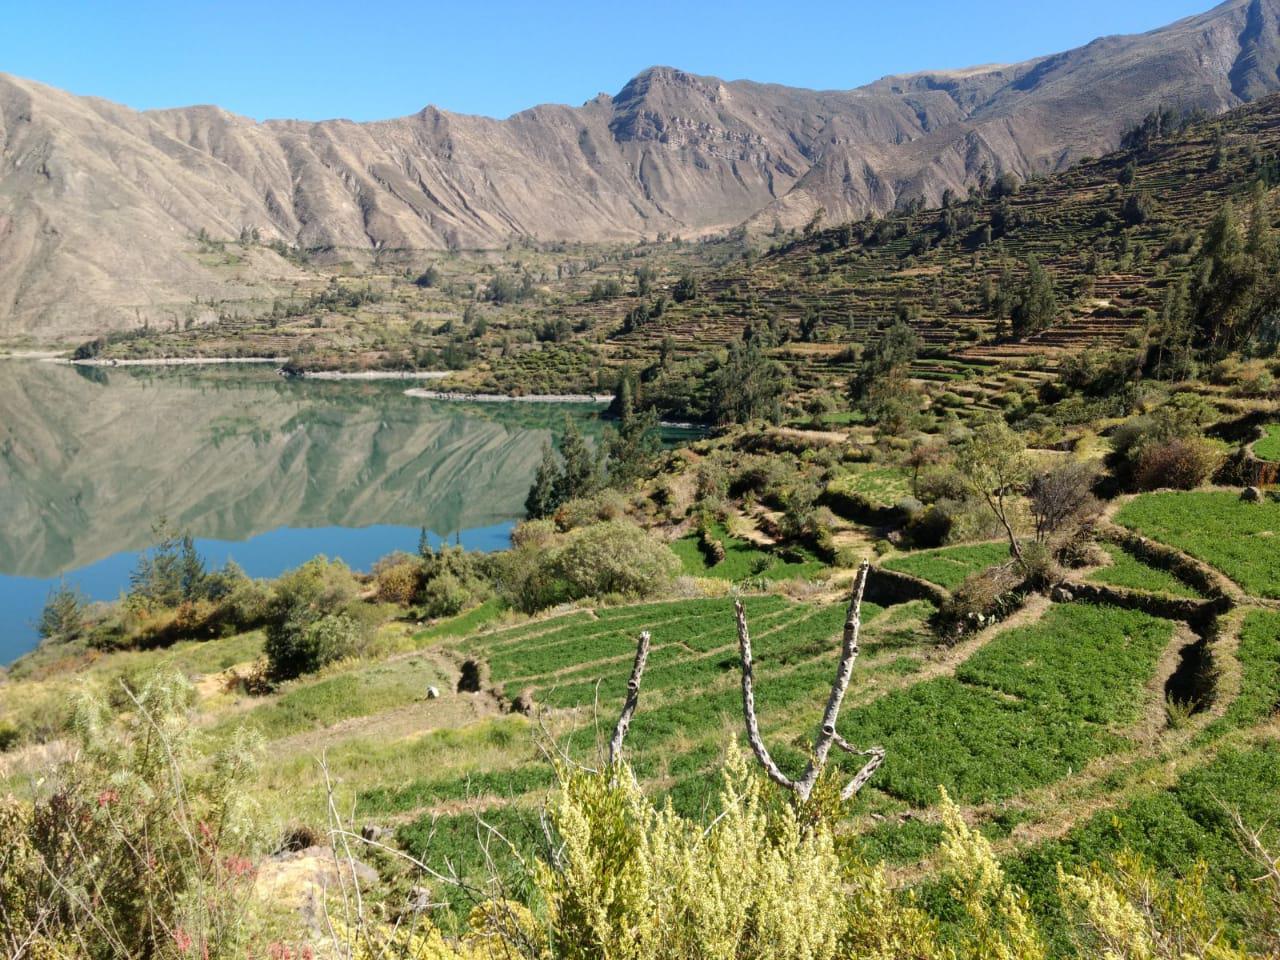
(607, 630, 651, 764)
(734, 560, 884, 802)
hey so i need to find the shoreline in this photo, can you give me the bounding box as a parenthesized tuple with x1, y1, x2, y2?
(45, 356, 289, 367)
(290, 369, 453, 381)
(405, 387, 614, 404)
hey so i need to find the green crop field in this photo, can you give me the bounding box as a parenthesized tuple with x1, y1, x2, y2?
(671, 522, 825, 581)
(1222, 610, 1280, 730)
(1115, 492, 1280, 598)
(1253, 423, 1280, 462)
(883, 541, 1012, 590)
(1087, 543, 1202, 597)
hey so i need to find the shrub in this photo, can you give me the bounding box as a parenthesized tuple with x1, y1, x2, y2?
(554, 521, 681, 600)
(374, 554, 424, 606)
(1133, 437, 1223, 491)
(0, 671, 262, 957)
(421, 571, 472, 618)
(262, 558, 365, 680)
(498, 520, 681, 613)
(935, 564, 1023, 640)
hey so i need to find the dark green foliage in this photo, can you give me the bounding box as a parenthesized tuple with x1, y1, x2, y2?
(1189, 196, 1280, 356)
(604, 377, 661, 487)
(485, 272, 535, 305)
(525, 443, 561, 519)
(850, 319, 919, 403)
(261, 558, 365, 680)
(707, 336, 788, 425)
(37, 581, 86, 641)
(671, 271, 698, 303)
(554, 416, 600, 505)
(1009, 255, 1058, 337)
(128, 519, 207, 608)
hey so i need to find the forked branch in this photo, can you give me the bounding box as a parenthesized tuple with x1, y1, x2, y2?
(607, 631, 651, 764)
(734, 560, 883, 803)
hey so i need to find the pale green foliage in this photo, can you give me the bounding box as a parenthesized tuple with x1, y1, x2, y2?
(538, 750, 848, 960)
(262, 556, 367, 679)
(498, 519, 681, 612)
(1057, 852, 1252, 959)
(938, 787, 1048, 959)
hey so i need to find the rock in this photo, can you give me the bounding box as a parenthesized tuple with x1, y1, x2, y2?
(426, 685, 440, 699)
(511, 686, 537, 716)
(1051, 585, 1074, 603)
(1241, 486, 1264, 503)
(408, 885, 433, 913)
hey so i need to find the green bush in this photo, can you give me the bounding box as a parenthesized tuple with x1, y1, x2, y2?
(498, 520, 681, 613)
(262, 558, 365, 680)
(554, 520, 682, 600)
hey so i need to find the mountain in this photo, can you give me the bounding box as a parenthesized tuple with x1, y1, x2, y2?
(2, 0, 1280, 339)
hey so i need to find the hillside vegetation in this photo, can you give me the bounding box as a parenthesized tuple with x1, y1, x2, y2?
(4, 87, 1280, 959)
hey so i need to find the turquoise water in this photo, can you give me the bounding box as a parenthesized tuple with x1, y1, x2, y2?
(0, 362, 609, 663)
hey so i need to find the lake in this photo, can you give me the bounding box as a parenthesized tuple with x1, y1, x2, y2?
(0, 361, 611, 664)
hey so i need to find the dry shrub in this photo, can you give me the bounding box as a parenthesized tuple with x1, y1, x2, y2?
(1134, 437, 1222, 491)
(374, 555, 424, 606)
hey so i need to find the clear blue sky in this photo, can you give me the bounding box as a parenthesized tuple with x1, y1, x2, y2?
(1, 0, 1217, 121)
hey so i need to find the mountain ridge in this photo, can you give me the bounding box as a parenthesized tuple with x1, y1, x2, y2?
(2, 0, 1279, 337)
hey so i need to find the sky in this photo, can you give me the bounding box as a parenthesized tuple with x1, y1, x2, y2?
(0, 1, 1217, 121)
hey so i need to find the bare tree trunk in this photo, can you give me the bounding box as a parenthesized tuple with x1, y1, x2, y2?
(735, 561, 884, 803)
(734, 600, 800, 793)
(607, 631, 651, 765)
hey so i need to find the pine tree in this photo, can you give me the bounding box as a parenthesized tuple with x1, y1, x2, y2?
(553, 416, 597, 505)
(38, 581, 85, 641)
(525, 443, 561, 519)
(1010, 255, 1058, 337)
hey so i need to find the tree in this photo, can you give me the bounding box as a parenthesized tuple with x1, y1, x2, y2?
(1153, 279, 1195, 381)
(1010, 256, 1058, 337)
(37, 581, 85, 641)
(850, 319, 919, 403)
(708, 337, 788, 425)
(1189, 200, 1279, 356)
(413, 264, 441, 288)
(525, 443, 561, 519)
(129, 519, 207, 608)
(671, 272, 698, 303)
(1029, 460, 1098, 543)
(605, 378, 661, 487)
(1121, 190, 1156, 227)
(553, 416, 598, 506)
(905, 438, 945, 498)
(954, 421, 1032, 564)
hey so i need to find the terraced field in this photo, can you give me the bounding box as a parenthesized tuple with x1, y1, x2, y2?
(1086, 542, 1203, 598)
(1254, 423, 1280, 462)
(883, 541, 1012, 590)
(1115, 491, 1280, 598)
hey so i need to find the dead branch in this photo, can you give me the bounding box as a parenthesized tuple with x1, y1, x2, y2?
(734, 599, 801, 793)
(607, 631, 651, 764)
(735, 560, 884, 803)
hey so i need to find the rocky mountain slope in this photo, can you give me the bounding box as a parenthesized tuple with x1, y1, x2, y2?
(2, 0, 1279, 337)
